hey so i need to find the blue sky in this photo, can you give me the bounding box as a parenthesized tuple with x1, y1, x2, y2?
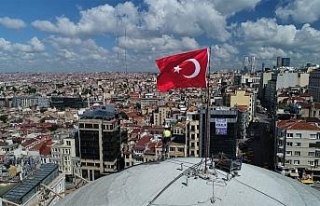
(1, 0, 320, 72)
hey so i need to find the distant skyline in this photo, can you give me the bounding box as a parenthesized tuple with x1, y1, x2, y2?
(1, 0, 320, 72)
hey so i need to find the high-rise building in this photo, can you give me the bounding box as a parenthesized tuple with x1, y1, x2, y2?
(76, 108, 122, 181)
(309, 68, 320, 102)
(277, 56, 282, 68)
(250, 56, 256, 73)
(200, 106, 238, 159)
(281, 58, 290, 67)
(243, 56, 249, 72)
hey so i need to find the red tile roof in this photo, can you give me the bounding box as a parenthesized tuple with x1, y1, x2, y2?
(277, 120, 320, 131)
(135, 134, 153, 150)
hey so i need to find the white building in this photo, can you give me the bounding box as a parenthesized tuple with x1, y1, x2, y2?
(51, 138, 76, 176)
(277, 120, 320, 178)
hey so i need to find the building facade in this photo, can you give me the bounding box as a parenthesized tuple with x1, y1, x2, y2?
(76, 109, 121, 181)
(309, 68, 320, 102)
(200, 107, 238, 159)
(276, 120, 320, 179)
(51, 138, 76, 176)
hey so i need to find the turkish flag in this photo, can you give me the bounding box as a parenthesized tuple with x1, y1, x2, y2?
(155, 48, 209, 92)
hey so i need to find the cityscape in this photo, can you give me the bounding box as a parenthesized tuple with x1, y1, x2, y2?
(1, 0, 320, 205)
(0, 56, 320, 205)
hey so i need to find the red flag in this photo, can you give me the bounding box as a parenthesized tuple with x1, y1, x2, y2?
(155, 48, 209, 92)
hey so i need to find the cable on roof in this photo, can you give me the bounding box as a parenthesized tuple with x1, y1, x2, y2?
(215, 169, 288, 206)
(147, 159, 204, 206)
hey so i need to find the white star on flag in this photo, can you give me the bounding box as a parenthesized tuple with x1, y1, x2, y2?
(173, 65, 182, 73)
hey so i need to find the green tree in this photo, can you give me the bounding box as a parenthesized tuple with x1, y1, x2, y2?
(0, 115, 8, 123)
(118, 111, 129, 120)
(40, 107, 48, 113)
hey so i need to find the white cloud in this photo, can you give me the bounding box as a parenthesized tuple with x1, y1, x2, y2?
(0, 37, 45, 53)
(31, 2, 138, 37)
(47, 36, 108, 58)
(118, 35, 199, 52)
(276, 0, 320, 23)
(213, 0, 261, 16)
(0, 17, 26, 29)
(143, 0, 230, 41)
(31, 0, 232, 42)
(237, 18, 297, 46)
(30, 37, 45, 52)
(0, 37, 48, 71)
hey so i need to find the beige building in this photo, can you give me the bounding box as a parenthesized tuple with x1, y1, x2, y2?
(225, 88, 255, 122)
(185, 111, 200, 157)
(51, 138, 76, 176)
(168, 142, 185, 158)
(153, 106, 171, 126)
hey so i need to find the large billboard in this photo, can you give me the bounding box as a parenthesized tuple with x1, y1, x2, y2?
(215, 118, 227, 135)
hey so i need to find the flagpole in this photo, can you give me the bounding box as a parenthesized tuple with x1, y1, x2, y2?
(205, 47, 211, 173)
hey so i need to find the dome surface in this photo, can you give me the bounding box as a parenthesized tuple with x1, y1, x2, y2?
(58, 158, 320, 206)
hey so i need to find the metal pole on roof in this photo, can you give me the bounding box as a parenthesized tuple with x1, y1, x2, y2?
(205, 47, 212, 173)
(2, 198, 21, 206)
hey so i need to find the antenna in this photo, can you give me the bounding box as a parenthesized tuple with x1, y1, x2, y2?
(124, 27, 127, 75)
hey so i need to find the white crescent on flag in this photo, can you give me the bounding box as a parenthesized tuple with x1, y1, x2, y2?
(183, 58, 200, 79)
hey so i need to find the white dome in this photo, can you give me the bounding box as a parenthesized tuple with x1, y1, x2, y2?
(58, 158, 320, 206)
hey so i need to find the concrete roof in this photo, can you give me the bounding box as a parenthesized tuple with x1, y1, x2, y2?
(58, 158, 320, 206)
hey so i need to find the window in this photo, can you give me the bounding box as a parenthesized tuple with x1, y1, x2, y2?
(170, 147, 175, 152)
(66, 141, 71, 146)
(285, 160, 292, 164)
(308, 161, 314, 166)
(293, 160, 300, 165)
(286, 151, 292, 156)
(287, 133, 293, 138)
(294, 151, 301, 156)
(295, 133, 302, 138)
(310, 134, 317, 139)
(308, 152, 315, 156)
(294, 142, 301, 147)
(286, 142, 293, 146)
(178, 148, 184, 153)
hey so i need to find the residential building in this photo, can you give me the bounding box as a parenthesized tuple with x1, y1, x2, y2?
(276, 120, 320, 179)
(185, 111, 200, 157)
(225, 88, 255, 122)
(51, 137, 76, 176)
(153, 106, 171, 126)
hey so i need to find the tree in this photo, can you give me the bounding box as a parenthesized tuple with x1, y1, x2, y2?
(118, 111, 129, 120)
(0, 115, 8, 123)
(135, 102, 141, 110)
(40, 107, 48, 113)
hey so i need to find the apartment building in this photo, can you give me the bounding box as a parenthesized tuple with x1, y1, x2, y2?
(51, 138, 76, 176)
(153, 106, 171, 126)
(277, 120, 320, 179)
(225, 88, 255, 122)
(185, 111, 200, 157)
